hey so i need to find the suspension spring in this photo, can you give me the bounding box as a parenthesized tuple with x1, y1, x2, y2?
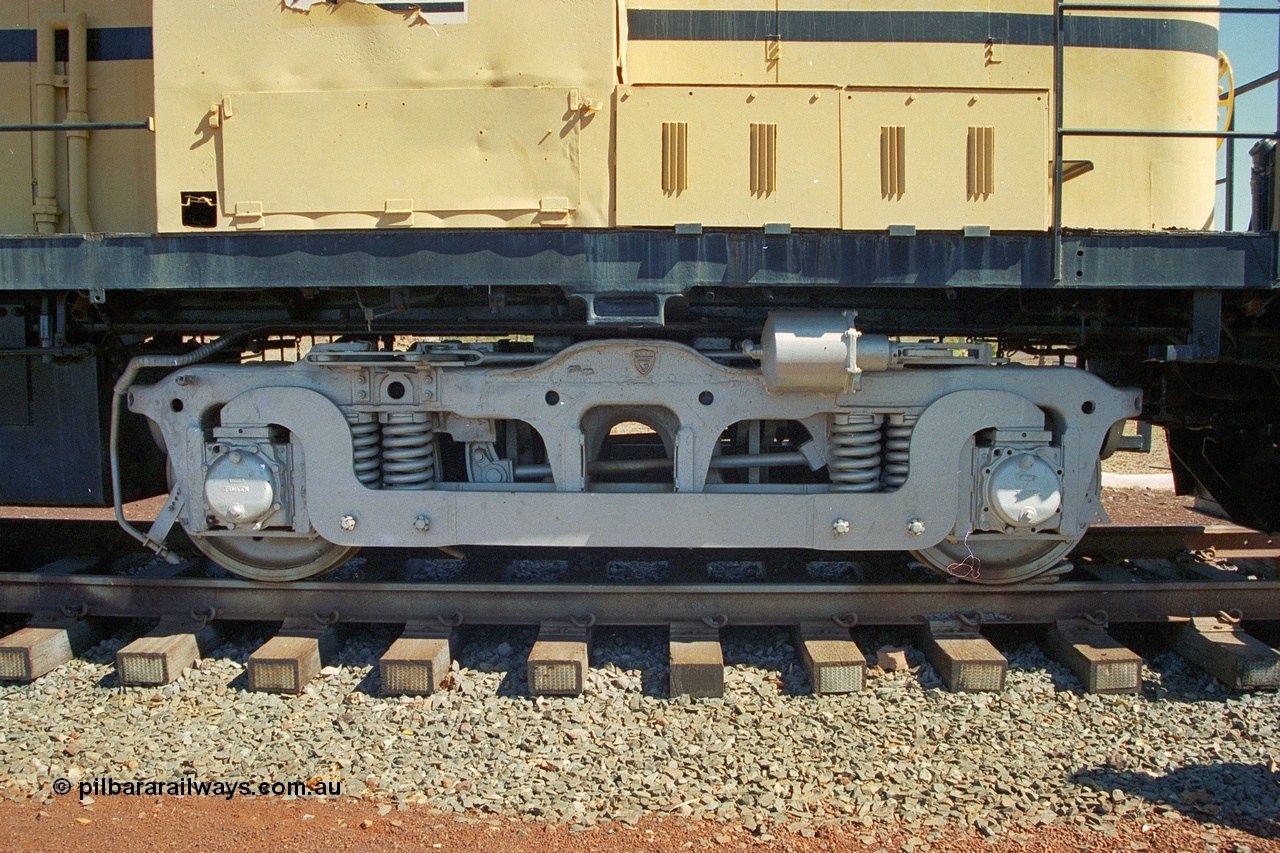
(829, 412, 883, 492)
(381, 412, 437, 490)
(345, 412, 382, 490)
(881, 413, 918, 491)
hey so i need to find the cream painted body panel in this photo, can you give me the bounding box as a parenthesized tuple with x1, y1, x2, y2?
(775, 0, 1051, 90)
(623, 0, 778, 85)
(219, 88, 584, 227)
(841, 88, 1050, 231)
(1060, 47, 1219, 230)
(615, 86, 840, 227)
(0, 1, 1222, 234)
(152, 0, 616, 232)
(0, 0, 153, 235)
(71, 0, 155, 234)
(0, 4, 33, 235)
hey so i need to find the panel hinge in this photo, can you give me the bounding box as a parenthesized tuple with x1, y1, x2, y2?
(233, 200, 264, 230)
(383, 199, 415, 227)
(537, 197, 572, 227)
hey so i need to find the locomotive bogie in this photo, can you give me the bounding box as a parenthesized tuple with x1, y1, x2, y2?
(127, 316, 1137, 580)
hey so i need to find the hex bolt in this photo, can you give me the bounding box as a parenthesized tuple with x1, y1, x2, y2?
(832, 518, 851, 536)
(339, 515, 357, 531)
(413, 515, 431, 532)
(1020, 507, 1038, 523)
(906, 518, 926, 536)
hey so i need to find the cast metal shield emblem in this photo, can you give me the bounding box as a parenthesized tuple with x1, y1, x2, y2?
(632, 348, 656, 376)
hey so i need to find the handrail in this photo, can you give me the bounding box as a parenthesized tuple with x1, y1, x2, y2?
(0, 121, 151, 132)
(1051, 1, 1280, 282)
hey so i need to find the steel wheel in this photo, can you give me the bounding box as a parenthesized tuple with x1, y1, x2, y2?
(189, 534, 358, 582)
(910, 533, 1080, 585)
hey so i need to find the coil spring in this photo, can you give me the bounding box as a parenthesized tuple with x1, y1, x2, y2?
(829, 412, 883, 492)
(346, 413, 383, 490)
(381, 413, 437, 490)
(880, 413, 918, 492)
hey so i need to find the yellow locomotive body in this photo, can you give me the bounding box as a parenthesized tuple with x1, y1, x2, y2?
(9, 1, 1280, 585)
(0, 0, 1220, 236)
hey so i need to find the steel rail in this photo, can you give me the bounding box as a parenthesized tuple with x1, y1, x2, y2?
(1077, 524, 1280, 556)
(0, 524, 1275, 627)
(0, 520, 1269, 555)
(1, 572, 1277, 626)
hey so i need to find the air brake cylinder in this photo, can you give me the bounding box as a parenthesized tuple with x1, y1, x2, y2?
(749, 311, 993, 393)
(753, 311, 889, 393)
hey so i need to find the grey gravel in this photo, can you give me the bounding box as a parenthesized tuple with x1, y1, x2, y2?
(507, 559, 568, 582)
(706, 561, 766, 582)
(1, 623, 1278, 837)
(804, 560, 864, 582)
(406, 558, 465, 582)
(605, 560, 667, 583)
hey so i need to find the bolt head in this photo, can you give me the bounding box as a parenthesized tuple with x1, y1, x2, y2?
(413, 515, 431, 532)
(907, 518, 926, 536)
(832, 518, 851, 536)
(1019, 507, 1038, 523)
(339, 514, 357, 531)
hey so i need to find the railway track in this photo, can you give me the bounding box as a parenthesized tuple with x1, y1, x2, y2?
(0, 522, 1278, 697)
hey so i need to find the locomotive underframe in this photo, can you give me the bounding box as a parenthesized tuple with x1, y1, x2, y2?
(4, 228, 1280, 565)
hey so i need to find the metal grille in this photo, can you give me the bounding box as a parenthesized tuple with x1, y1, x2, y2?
(880, 125, 905, 197)
(0, 648, 30, 681)
(817, 663, 864, 695)
(382, 661, 436, 696)
(750, 122, 777, 195)
(661, 121, 688, 193)
(956, 662, 1004, 692)
(118, 654, 167, 686)
(967, 126, 995, 198)
(251, 661, 299, 693)
(531, 662, 581, 695)
(1094, 661, 1140, 693)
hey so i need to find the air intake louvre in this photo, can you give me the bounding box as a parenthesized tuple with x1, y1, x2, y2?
(661, 121, 688, 193)
(880, 125, 906, 197)
(967, 125, 995, 198)
(750, 122, 778, 195)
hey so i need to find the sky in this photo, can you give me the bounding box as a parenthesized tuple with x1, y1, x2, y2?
(1216, 13, 1278, 230)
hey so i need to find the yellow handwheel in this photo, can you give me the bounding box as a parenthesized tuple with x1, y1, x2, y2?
(1219, 51, 1235, 151)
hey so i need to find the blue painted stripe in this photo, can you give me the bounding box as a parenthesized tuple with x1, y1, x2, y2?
(376, 2, 466, 12)
(0, 13, 1217, 64)
(86, 27, 153, 62)
(627, 10, 1219, 58)
(0, 30, 34, 63)
(0, 27, 152, 63)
